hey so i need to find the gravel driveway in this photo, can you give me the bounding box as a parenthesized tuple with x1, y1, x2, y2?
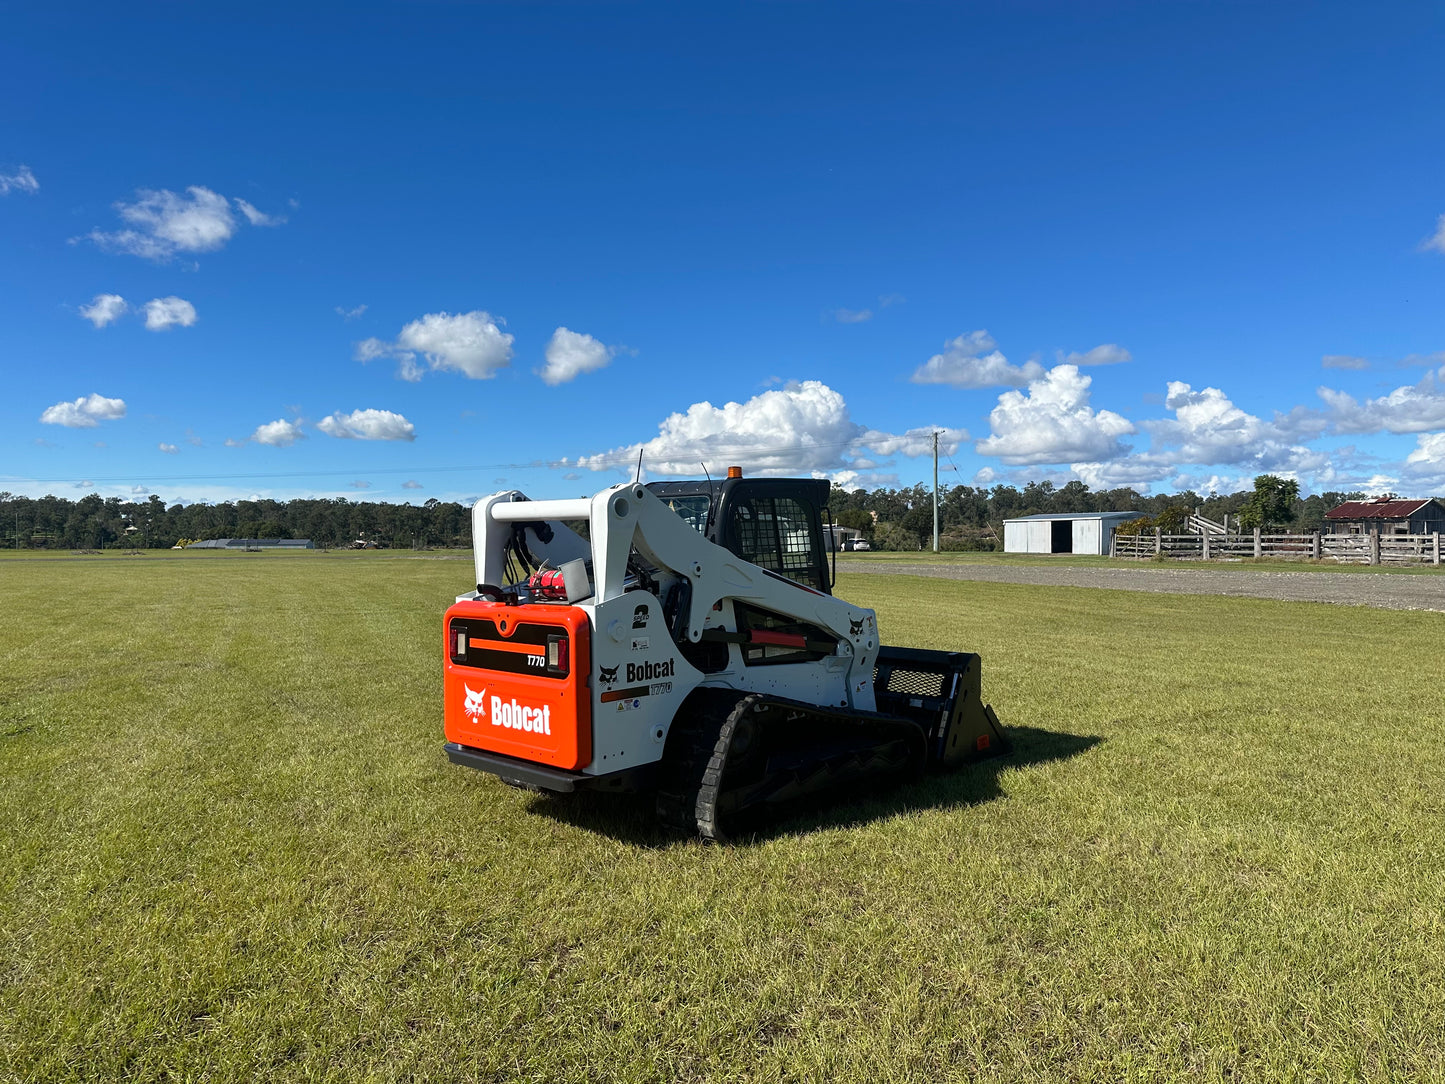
(839, 561, 1445, 612)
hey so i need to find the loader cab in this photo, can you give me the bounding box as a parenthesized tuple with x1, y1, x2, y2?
(648, 477, 833, 593)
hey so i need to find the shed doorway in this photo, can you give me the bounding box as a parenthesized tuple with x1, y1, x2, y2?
(1051, 519, 1073, 553)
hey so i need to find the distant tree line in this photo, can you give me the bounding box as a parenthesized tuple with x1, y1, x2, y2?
(828, 476, 1369, 551)
(0, 493, 473, 550)
(0, 479, 1372, 552)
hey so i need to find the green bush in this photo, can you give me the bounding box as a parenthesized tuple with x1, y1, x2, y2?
(870, 522, 918, 551)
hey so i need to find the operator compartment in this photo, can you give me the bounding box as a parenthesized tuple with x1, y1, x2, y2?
(443, 600, 592, 770)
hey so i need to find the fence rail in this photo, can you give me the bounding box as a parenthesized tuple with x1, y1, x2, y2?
(1185, 513, 1226, 536)
(1112, 529, 1443, 565)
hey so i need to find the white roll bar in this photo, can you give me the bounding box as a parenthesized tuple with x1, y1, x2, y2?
(489, 498, 593, 522)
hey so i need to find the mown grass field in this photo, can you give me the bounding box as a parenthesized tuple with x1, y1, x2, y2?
(2, 552, 1442, 1082)
(840, 548, 1445, 575)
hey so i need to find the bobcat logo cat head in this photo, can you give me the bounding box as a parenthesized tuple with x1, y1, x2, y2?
(849, 618, 864, 637)
(463, 684, 488, 719)
(599, 665, 619, 688)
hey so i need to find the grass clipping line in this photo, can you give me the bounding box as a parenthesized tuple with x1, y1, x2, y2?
(1, 555, 1442, 1081)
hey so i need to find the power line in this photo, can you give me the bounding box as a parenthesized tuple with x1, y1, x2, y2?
(16, 462, 543, 485)
(17, 431, 938, 487)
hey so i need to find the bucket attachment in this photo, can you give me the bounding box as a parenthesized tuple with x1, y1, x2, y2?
(873, 646, 1008, 770)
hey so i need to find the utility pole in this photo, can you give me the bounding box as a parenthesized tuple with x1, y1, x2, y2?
(932, 430, 940, 553)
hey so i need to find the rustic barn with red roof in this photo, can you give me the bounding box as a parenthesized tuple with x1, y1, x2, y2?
(1324, 497, 1445, 535)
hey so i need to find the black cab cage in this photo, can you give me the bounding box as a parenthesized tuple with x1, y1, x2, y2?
(647, 477, 834, 594)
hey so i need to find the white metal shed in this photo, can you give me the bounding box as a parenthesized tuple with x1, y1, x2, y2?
(1002, 512, 1145, 555)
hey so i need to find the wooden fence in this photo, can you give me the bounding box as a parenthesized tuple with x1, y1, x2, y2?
(1112, 528, 1443, 566)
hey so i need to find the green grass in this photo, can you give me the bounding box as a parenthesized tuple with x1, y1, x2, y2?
(2, 555, 1443, 1081)
(3, 544, 1439, 577)
(842, 548, 1445, 575)
(0, 548, 473, 561)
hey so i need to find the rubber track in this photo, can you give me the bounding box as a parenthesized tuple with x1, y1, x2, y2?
(656, 688, 926, 842)
(694, 693, 766, 842)
(655, 688, 749, 836)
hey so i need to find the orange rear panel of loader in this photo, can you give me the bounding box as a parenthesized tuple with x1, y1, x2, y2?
(443, 601, 592, 770)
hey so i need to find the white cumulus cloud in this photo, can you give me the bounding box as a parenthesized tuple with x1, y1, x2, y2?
(358, 310, 513, 381)
(355, 337, 390, 361)
(1322, 354, 1370, 371)
(1406, 431, 1445, 466)
(569, 380, 961, 480)
(911, 331, 1046, 389)
(142, 296, 198, 331)
(1170, 471, 1259, 496)
(975, 365, 1135, 465)
(859, 425, 967, 458)
(1423, 214, 1445, 255)
(1146, 381, 1328, 473)
(80, 185, 283, 261)
(1070, 456, 1175, 491)
(317, 408, 416, 441)
(0, 165, 38, 195)
(1318, 367, 1445, 435)
(159, 442, 178, 454)
(1403, 432, 1445, 488)
(250, 419, 306, 447)
(540, 327, 618, 385)
(79, 294, 128, 328)
(335, 304, 367, 320)
(39, 393, 127, 428)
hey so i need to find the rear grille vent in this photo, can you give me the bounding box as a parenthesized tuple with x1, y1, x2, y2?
(874, 667, 947, 699)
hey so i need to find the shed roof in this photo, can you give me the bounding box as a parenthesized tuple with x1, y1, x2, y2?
(1324, 498, 1437, 520)
(1002, 512, 1147, 523)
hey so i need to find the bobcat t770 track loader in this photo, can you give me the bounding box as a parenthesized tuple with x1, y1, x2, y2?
(443, 472, 1007, 839)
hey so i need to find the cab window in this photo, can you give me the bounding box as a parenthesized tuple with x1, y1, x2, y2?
(729, 496, 824, 589)
(664, 495, 711, 534)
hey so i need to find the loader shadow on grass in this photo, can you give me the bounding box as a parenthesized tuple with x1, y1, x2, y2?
(527, 724, 1103, 847)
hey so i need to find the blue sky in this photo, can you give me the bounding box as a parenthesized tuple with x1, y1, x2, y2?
(4, 1, 1444, 506)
